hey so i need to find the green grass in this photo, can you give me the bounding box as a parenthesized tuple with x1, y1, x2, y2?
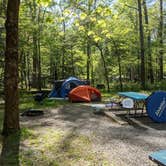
(19, 92, 68, 112)
(19, 129, 111, 166)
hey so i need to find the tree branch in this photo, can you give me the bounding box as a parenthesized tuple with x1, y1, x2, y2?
(125, 4, 138, 11)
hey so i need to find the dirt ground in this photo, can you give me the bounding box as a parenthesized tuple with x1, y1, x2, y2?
(21, 103, 166, 166)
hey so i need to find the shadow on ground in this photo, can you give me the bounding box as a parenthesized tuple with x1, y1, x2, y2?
(116, 113, 166, 131)
(0, 132, 20, 166)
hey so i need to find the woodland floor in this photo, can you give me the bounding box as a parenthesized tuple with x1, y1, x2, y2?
(0, 94, 166, 166)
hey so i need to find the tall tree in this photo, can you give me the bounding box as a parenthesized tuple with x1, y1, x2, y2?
(28, 0, 38, 88)
(86, 0, 92, 81)
(137, 0, 145, 89)
(2, 0, 20, 135)
(143, 0, 154, 83)
(158, 0, 163, 80)
(59, 3, 67, 79)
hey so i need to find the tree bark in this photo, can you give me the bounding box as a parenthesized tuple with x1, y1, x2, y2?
(23, 51, 27, 89)
(28, 0, 38, 88)
(19, 50, 24, 89)
(143, 0, 154, 83)
(32, 32, 38, 88)
(37, 38, 41, 91)
(117, 53, 123, 91)
(137, 0, 145, 89)
(86, 0, 92, 81)
(86, 37, 91, 80)
(61, 21, 66, 79)
(61, 8, 66, 79)
(26, 52, 31, 91)
(37, 7, 46, 90)
(159, 0, 163, 80)
(111, 39, 123, 91)
(3, 0, 20, 135)
(71, 47, 75, 76)
(98, 46, 110, 92)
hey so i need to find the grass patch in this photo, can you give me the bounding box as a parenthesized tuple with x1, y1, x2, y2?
(21, 128, 36, 141)
(19, 92, 67, 112)
(19, 129, 110, 166)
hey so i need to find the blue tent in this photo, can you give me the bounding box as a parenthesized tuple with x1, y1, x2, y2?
(146, 91, 166, 123)
(48, 77, 86, 98)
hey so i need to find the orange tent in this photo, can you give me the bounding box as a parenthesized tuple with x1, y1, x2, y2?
(69, 85, 101, 102)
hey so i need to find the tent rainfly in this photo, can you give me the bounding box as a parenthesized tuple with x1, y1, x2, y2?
(69, 85, 101, 102)
(48, 77, 87, 98)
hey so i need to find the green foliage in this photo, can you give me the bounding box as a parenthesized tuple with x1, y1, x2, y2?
(19, 92, 67, 111)
(21, 128, 36, 141)
(36, 0, 52, 7)
(145, 80, 166, 91)
(1, 0, 166, 90)
(112, 82, 142, 92)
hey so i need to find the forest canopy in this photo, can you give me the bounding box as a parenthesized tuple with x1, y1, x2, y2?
(0, 0, 165, 91)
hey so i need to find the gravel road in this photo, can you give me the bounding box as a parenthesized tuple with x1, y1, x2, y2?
(21, 103, 166, 166)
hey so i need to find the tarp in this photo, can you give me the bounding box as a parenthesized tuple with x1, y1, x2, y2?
(69, 85, 101, 102)
(146, 91, 166, 123)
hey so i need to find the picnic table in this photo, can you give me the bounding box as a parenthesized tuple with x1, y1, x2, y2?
(91, 91, 149, 123)
(118, 92, 148, 101)
(91, 91, 166, 123)
(149, 150, 166, 166)
(118, 91, 148, 116)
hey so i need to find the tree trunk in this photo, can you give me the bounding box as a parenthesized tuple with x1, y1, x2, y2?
(32, 32, 38, 88)
(36, 7, 46, 90)
(111, 39, 123, 91)
(117, 54, 123, 91)
(86, 1, 92, 81)
(61, 18, 66, 79)
(26, 52, 31, 91)
(91, 58, 94, 87)
(159, 0, 163, 80)
(19, 50, 24, 89)
(29, 0, 38, 88)
(143, 0, 154, 83)
(37, 35, 41, 91)
(0, 133, 20, 165)
(135, 9, 140, 82)
(98, 46, 110, 92)
(0, 62, 4, 89)
(49, 50, 54, 81)
(37, 7, 41, 91)
(3, 0, 20, 136)
(23, 51, 27, 89)
(71, 47, 75, 76)
(87, 38, 91, 80)
(137, 0, 145, 89)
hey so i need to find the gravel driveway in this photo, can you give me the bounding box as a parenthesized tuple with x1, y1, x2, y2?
(21, 103, 166, 166)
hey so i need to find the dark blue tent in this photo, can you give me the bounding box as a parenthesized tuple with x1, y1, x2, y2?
(48, 77, 86, 98)
(146, 91, 166, 123)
